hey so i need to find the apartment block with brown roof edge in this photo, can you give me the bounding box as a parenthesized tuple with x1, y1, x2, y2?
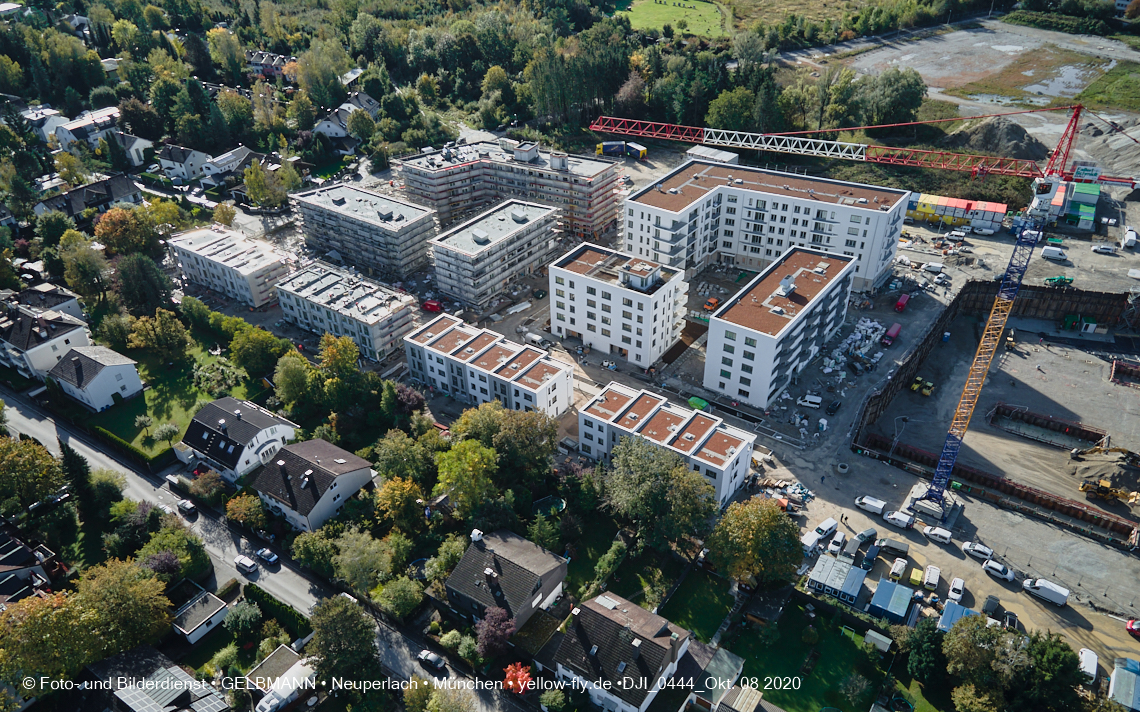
(549, 243, 688, 367)
(404, 314, 573, 417)
(623, 159, 907, 291)
(702, 247, 855, 410)
(579, 381, 756, 507)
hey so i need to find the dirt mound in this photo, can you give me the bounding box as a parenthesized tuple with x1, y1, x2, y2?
(1069, 451, 1140, 491)
(942, 117, 1050, 161)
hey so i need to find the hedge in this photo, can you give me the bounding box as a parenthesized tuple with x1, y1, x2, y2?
(91, 426, 175, 469)
(244, 583, 313, 639)
(216, 578, 240, 599)
(1002, 10, 1110, 36)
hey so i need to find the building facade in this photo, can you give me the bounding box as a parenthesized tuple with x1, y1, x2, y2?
(177, 397, 297, 482)
(445, 529, 567, 626)
(702, 248, 855, 408)
(579, 382, 755, 507)
(248, 439, 375, 532)
(430, 200, 559, 309)
(168, 227, 288, 307)
(157, 145, 212, 181)
(47, 346, 143, 411)
(623, 160, 908, 291)
(54, 107, 119, 152)
(0, 307, 91, 380)
(292, 184, 436, 280)
(398, 140, 620, 237)
(405, 314, 573, 416)
(276, 261, 415, 362)
(549, 245, 687, 366)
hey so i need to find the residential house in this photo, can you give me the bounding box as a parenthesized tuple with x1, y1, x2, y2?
(444, 529, 568, 627)
(54, 107, 120, 153)
(200, 146, 265, 189)
(313, 92, 382, 140)
(4, 283, 84, 320)
(248, 439, 374, 532)
(0, 526, 59, 607)
(0, 307, 91, 380)
(545, 593, 690, 712)
(0, 205, 14, 229)
(176, 396, 297, 482)
(32, 174, 143, 221)
(247, 645, 317, 712)
(113, 132, 153, 168)
(245, 50, 297, 80)
(19, 106, 69, 144)
(100, 57, 121, 81)
(47, 346, 143, 411)
(171, 582, 229, 645)
(158, 144, 212, 182)
(645, 640, 744, 712)
(82, 645, 231, 712)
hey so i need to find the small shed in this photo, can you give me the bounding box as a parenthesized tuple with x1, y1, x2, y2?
(937, 601, 978, 633)
(864, 629, 892, 653)
(868, 578, 913, 624)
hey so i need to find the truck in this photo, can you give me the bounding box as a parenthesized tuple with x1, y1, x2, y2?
(1022, 578, 1069, 606)
(881, 323, 902, 347)
(596, 141, 648, 159)
(895, 294, 910, 312)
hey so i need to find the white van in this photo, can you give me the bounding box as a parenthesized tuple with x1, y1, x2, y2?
(801, 531, 823, 555)
(923, 565, 940, 591)
(797, 395, 823, 409)
(1041, 246, 1068, 261)
(922, 262, 945, 274)
(814, 518, 838, 538)
(922, 526, 953, 544)
(855, 496, 887, 515)
(1022, 578, 1070, 606)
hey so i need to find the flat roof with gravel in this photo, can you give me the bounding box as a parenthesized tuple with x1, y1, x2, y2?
(293, 184, 431, 228)
(401, 141, 614, 178)
(431, 201, 554, 256)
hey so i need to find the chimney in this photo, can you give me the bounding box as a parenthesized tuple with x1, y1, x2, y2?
(470, 529, 484, 542)
(234, 409, 242, 420)
(483, 567, 498, 585)
(218, 418, 227, 433)
(631, 639, 642, 659)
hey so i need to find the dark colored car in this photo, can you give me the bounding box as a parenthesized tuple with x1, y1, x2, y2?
(826, 400, 842, 415)
(533, 289, 547, 300)
(255, 548, 279, 565)
(418, 650, 446, 671)
(860, 544, 880, 570)
(1003, 611, 1019, 630)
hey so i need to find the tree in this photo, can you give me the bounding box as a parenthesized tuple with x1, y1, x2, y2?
(243, 160, 288, 208)
(593, 540, 627, 583)
(376, 477, 426, 533)
(58, 438, 94, 521)
(334, 527, 392, 592)
(347, 109, 376, 141)
(310, 594, 379, 682)
(863, 66, 927, 127)
(707, 498, 801, 582)
(706, 87, 756, 132)
(0, 593, 92, 691)
(425, 535, 467, 583)
(225, 493, 266, 529)
(376, 576, 423, 620)
(952, 684, 1003, 712)
(216, 90, 254, 139)
(287, 91, 318, 131)
(1128, 0, 1140, 18)
(909, 617, 943, 683)
(475, 606, 515, 659)
(1007, 632, 1083, 712)
(115, 254, 172, 315)
(434, 439, 499, 519)
(405, 676, 434, 712)
(428, 687, 477, 712)
(0, 437, 67, 512)
(152, 422, 180, 446)
(503, 662, 532, 694)
(135, 415, 153, 435)
(127, 309, 191, 361)
(451, 401, 558, 486)
(213, 202, 236, 226)
(528, 513, 560, 552)
(224, 601, 263, 641)
(94, 207, 159, 257)
(35, 210, 76, 247)
(0, 56, 22, 94)
(231, 327, 291, 376)
(457, 635, 479, 663)
(74, 559, 171, 659)
(206, 28, 245, 84)
(62, 240, 110, 300)
(274, 351, 313, 407)
(840, 673, 870, 706)
(292, 528, 339, 578)
(185, 470, 222, 507)
(297, 38, 351, 110)
(371, 430, 434, 488)
(137, 525, 211, 580)
(119, 98, 164, 140)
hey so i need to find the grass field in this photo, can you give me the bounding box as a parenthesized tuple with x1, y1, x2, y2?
(659, 569, 734, 642)
(943, 45, 1108, 103)
(617, 0, 726, 38)
(565, 516, 620, 597)
(86, 332, 251, 457)
(1109, 34, 1140, 52)
(606, 547, 686, 610)
(725, 0, 857, 28)
(1078, 60, 1140, 112)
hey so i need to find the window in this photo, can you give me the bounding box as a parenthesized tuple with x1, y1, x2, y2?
(601, 328, 611, 336)
(744, 337, 756, 347)
(741, 364, 753, 374)
(587, 324, 596, 332)
(622, 298, 633, 307)
(740, 376, 751, 386)
(848, 227, 860, 236)
(743, 350, 755, 360)
(622, 310, 632, 320)
(738, 389, 750, 397)
(720, 369, 731, 378)
(556, 301, 565, 309)
(723, 344, 735, 354)
(850, 215, 861, 223)
(845, 239, 857, 247)
(621, 336, 631, 344)
(725, 331, 736, 341)
(587, 312, 596, 321)
(115, 373, 124, 381)
(587, 299, 596, 307)
(555, 276, 565, 285)
(601, 291, 611, 300)
(556, 289, 565, 297)
(721, 357, 733, 366)
(586, 286, 596, 295)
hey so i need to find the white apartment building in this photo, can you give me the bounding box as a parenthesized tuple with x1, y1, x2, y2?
(168, 227, 289, 308)
(405, 314, 573, 417)
(54, 107, 119, 152)
(624, 160, 909, 291)
(398, 140, 620, 237)
(549, 244, 687, 367)
(703, 248, 855, 408)
(579, 382, 755, 507)
(292, 184, 437, 280)
(430, 200, 559, 309)
(276, 261, 416, 362)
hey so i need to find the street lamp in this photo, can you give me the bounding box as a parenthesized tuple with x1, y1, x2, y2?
(889, 416, 909, 457)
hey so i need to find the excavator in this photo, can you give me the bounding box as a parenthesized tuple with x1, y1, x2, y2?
(1079, 479, 1140, 505)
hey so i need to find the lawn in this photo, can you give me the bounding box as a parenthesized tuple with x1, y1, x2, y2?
(180, 626, 259, 674)
(607, 547, 686, 610)
(565, 515, 619, 597)
(617, 0, 726, 38)
(36, 505, 111, 571)
(726, 602, 883, 712)
(658, 569, 733, 642)
(1078, 60, 1140, 112)
(312, 157, 354, 180)
(943, 44, 1108, 102)
(86, 332, 252, 457)
(893, 671, 954, 712)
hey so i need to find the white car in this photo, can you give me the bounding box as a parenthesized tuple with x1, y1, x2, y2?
(962, 542, 994, 560)
(982, 559, 1016, 582)
(146, 164, 161, 173)
(947, 230, 968, 238)
(934, 274, 952, 286)
(1091, 245, 1117, 254)
(972, 227, 996, 236)
(948, 577, 965, 603)
(828, 532, 847, 555)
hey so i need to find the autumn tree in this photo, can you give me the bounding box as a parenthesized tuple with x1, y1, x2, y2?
(189, 469, 225, 505)
(225, 493, 266, 529)
(434, 439, 499, 519)
(127, 309, 191, 360)
(1128, 0, 1140, 18)
(61, 235, 110, 300)
(74, 559, 172, 660)
(707, 497, 801, 583)
(206, 28, 245, 84)
(94, 207, 160, 257)
(213, 202, 237, 227)
(0, 593, 92, 693)
(475, 606, 515, 659)
(503, 662, 532, 694)
(376, 477, 426, 533)
(0, 437, 67, 512)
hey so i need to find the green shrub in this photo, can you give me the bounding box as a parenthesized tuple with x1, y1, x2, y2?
(216, 578, 239, 599)
(429, 620, 441, 635)
(440, 630, 462, 651)
(593, 539, 627, 584)
(211, 643, 239, 671)
(1002, 10, 1109, 35)
(540, 690, 566, 712)
(91, 426, 174, 467)
(244, 584, 313, 638)
(458, 635, 479, 662)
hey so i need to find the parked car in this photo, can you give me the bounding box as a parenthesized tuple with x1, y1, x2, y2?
(948, 577, 965, 603)
(1092, 245, 1117, 254)
(703, 297, 720, 311)
(1127, 620, 1140, 639)
(827, 532, 847, 555)
(1002, 610, 1019, 630)
(234, 555, 258, 574)
(826, 400, 842, 415)
(882, 510, 915, 529)
(255, 548, 279, 565)
(934, 274, 952, 287)
(146, 164, 161, 173)
(533, 289, 547, 300)
(983, 594, 1001, 616)
(973, 227, 996, 236)
(947, 230, 968, 238)
(860, 544, 880, 570)
(422, 299, 443, 312)
(177, 499, 197, 515)
(962, 542, 994, 560)
(982, 559, 1016, 582)
(158, 503, 174, 515)
(855, 528, 878, 544)
(418, 650, 446, 671)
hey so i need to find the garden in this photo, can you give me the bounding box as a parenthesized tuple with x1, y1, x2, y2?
(657, 568, 734, 642)
(616, 0, 727, 38)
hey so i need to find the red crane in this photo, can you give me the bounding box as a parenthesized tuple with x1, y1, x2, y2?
(589, 105, 1137, 187)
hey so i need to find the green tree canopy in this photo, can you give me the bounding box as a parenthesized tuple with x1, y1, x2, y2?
(115, 254, 172, 316)
(434, 439, 499, 519)
(707, 497, 801, 582)
(310, 594, 379, 682)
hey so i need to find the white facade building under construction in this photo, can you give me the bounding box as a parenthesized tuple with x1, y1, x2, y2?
(579, 382, 755, 507)
(624, 160, 908, 291)
(703, 248, 855, 408)
(404, 315, 574, 417)
(292, 184, 436, 280)
(548, 244, 687, 367)
(430, 200, 559, 310)
(168, 227, 288, 308)
(276, 261, 416, 362)
(398, 140, 620, 238)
